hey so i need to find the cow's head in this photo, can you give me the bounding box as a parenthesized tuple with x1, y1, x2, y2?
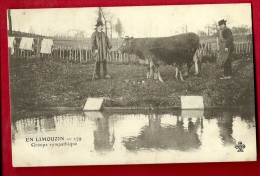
(117, 36, 134, 54)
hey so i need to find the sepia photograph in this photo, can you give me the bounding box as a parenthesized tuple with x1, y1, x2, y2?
(8, 3, 256, 167)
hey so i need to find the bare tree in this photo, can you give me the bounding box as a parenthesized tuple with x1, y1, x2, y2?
(204, 22, 218, 36)
(8, 10, 12, 35)
(115, 18, 123, 39)
(198, 30, 207, 37)
(182, 24, 187, 33)
(98, 7, 116, 40)
(68, 29, 90, 40)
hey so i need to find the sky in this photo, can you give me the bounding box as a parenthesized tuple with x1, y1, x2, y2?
(8, 3, 252, 38)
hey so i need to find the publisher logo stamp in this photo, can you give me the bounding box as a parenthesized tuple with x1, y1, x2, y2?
(235, 141, 245, 152)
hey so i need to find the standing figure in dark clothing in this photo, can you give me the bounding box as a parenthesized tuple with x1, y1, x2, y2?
(91, 18, 112, 79)
(217, 19, 234, 80)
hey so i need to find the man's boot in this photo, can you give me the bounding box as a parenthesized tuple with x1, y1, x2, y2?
(95, 61, 100, 79)
(103, 60, 111, 78)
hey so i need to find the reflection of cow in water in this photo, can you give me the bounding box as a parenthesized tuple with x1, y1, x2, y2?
(94, 117, 115, 152)
(122, 114, 202, 151)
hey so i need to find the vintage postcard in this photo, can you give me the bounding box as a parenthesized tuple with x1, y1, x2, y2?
(8, 3, 256, 167)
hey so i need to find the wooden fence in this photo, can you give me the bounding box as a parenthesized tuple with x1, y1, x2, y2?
(200, 41, 253, 57)
(10, 44, 143, 64)
(50, 45, 142, 64)
(9, 39, 253, 64)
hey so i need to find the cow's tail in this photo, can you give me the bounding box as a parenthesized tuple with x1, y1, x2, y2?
(193, 45, 202, 75)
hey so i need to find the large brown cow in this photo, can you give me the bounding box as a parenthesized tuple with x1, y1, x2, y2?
(118, 33, 200, 82)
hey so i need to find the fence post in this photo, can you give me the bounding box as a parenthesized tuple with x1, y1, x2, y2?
(59, 46, 61, 59)
(116, 48, 118, 62)
(216, 37, 219, 51)
(74, 48, 76, 62)
(69, 47, 71, 61)
(53, 46, 56, 58)
(59, 46, 61, 60)
(55, 46, 57, 60)
(58, 46, 60, 59)
(84, 48, 86, 63)
(37, 38, 40, 56)
(112, 50, 115, 63)
(113, 48, 115, 63)
(79, 46, 82, 63)
(86, 47, 88, 63)
(62, 47, 65, 65)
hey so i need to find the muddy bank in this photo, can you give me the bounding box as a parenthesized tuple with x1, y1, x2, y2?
(9, 56, 255, 113)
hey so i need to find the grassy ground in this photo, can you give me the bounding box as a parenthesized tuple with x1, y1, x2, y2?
(9, 54, 255, 113)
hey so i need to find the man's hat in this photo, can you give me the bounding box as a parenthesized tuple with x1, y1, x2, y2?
(95, 20, 103, 27)
(218, 19, 227, 26)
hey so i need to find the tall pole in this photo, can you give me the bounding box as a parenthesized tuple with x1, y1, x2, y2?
(8, 10, 12, 35)
(109, 21, 112, 39)
(105, 21, 112, 39)
(99, 7, 108, 37)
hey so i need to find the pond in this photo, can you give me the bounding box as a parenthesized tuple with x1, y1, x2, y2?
(11, 109, 256, 166)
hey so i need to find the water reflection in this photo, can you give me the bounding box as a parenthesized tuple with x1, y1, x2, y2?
(217, 112, 235, 146)
(93, 115, 115, 152)
(12, 109, 256, 165)
(122, 114, 201, 151)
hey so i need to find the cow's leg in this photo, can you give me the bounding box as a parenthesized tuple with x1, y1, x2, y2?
(198, 61, 202, 75)
(154, 65, 164, 83)
(194, 60, 199, 75)
(198, 53, 202, 76)
(154, 66, 158, 80)
(187, 61, 193, 75)
(147, 64, 150, 79)
(154, 72, 158, 80)
(153, 66, 158, 79)
(193, 50, 198, 75)
(149, 61, 154, 79)
(183, 66, 189, 77)
(157, 68, 164, 83)
(152, 59, 158, 80)
(175, 66, 178, 79)
(179, 69, 185, 82)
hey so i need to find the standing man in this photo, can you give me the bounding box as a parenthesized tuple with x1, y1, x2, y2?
(91, 19, 112, 79)
(217, 19, 234, 80)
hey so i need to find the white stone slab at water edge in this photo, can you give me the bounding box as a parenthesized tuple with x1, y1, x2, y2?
(181, 96, 204, 109)
(83, 98, 104, 111)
